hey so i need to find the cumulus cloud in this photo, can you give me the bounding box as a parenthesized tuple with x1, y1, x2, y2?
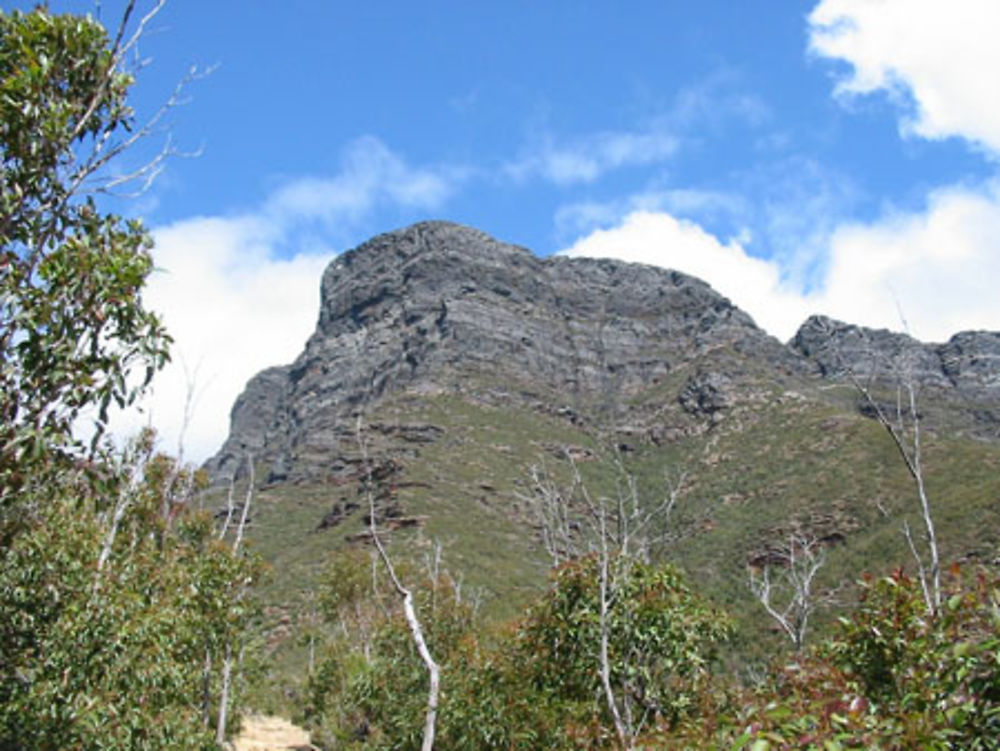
(561, 211, 813, 339)
(561, 192, 1000, 344)
(554, 154, 857, 295)
(808, 0, 1000, 156)
(793, 0, 1000, 340)
(817, 181, 1000, 340)
(111, 136, 458, 463)
(124, 217, 332, 463)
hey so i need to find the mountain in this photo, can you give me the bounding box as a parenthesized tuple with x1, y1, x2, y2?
(205, 220, 998, 484)
(206, 221, 795, 483)
(207, 221, 1000, 694)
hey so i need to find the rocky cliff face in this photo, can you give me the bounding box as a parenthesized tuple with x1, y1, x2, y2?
(205, 221, 999, 483)
(790, 315, 1000, 391)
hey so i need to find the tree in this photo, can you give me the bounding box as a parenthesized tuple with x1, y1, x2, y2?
(852, 365, 941, 613)
(519, 447, 721, 748)
(0, 428, 263, 749)
(518, 555, 731, 747)
(816, 317, 942, 613)
(748, 532, 827, 652)
(700, 569, 1000, 750)
(0, 3, 173, 504)
(357, 418, 440, 751)
(0, 6, 258, 748)
(304, 540, 476, 750)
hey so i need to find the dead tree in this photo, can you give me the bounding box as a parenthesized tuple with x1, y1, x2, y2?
(852, 373, 940, 613)
(520, 447, 683, 567)
(821, 317, 942, 613)
(356, 418, 440, 751)
(748, 533, 826, 652)
(215, 453, 254, 747)
(519, 447, 686, 750)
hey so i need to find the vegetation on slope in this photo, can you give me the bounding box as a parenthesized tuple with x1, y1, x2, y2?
(0, 6, 259, 748)
(3, 5, 999, 749)
(243, 359, 1000, 709)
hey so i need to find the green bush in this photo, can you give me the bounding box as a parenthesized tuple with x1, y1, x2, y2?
(306, 552, 731, 749)
(677, 568, 1000, 750)
(0, 7, 260, 747)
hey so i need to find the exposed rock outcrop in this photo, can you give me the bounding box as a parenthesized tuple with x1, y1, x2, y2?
(790, 315, 1000, 434)
(205, 222, 1000, 484)
(205, 222, 796, 482)
(790, 315, 1000, 391)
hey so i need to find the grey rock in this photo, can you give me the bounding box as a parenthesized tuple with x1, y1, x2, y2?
(938, 331, 1000, 391)
(679, 371, 733, 418)
(206, 223, 1000, 483)
(205, 221, 791, 483)
(209, 365, 294, 483)
(791, 315, 1000, 393)
(789, 315, 949, 386)
(790, 315, 1000, 435)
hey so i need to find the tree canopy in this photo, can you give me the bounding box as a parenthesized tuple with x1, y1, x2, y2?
(0, 7, 258, 748)
(0, 5, 169, 503)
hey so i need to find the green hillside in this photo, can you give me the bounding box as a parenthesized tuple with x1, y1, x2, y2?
(229, 357, 1000, 709)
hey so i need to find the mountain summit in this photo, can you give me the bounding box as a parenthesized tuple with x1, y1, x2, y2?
(206, 221, 999, 485)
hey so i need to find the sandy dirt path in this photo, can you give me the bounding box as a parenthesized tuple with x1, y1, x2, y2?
(232, 714, 314, 751)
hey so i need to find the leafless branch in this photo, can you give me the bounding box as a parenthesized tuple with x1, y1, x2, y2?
(520, 445, 684, 569)
(216, 452, 253, 745)
(93, 429, 155, 587)
(218, 476, 236, 540)
(232, 454, 254, 554)
(832, 321, 941, 613)
(356, 417, 439, 751)
(596, 502, 632, 750)
(748, 534, 827, 651)
(519, 444, 691, 748)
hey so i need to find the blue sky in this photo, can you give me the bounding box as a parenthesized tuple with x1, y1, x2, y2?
(17, 1, 1000, 460)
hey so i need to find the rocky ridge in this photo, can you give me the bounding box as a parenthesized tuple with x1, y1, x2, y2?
(205, 221, 1000, 484)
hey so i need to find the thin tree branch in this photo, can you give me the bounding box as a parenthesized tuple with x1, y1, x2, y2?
(356, 416, 439, 751)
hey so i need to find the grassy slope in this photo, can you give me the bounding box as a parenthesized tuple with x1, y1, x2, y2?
(233, 363, 1000, 707)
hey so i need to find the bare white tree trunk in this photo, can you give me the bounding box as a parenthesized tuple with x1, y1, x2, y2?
(357, 418, 440, 751)
(521, 444, 687, 749)
(215, 643, 232, 746)
(218, 478, 236, 540)
(95, 493, 131, 578)
(850, 367, 940, 612)
(232, 456, 254, 552)
(93, 431, 155, 589)
(815, 315, 942, 614)
(748, 534, 826, 651)
(216, 453, 254, 747)
(597, 508, 632, 750)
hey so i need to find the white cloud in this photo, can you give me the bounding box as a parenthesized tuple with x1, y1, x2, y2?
(505, 127, 679, 185)
(561, 188, 1000, 344)
(111, 136, 458, 463)
(795, 0, 1000, 340)
(817, 181, 1000, 340)
(123, 216, 332, 463)
(266, 135, 457, 224)
(553, 189, 749, 247)
(561, 211, 812, 339)
(808, 0, 1000, 155)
